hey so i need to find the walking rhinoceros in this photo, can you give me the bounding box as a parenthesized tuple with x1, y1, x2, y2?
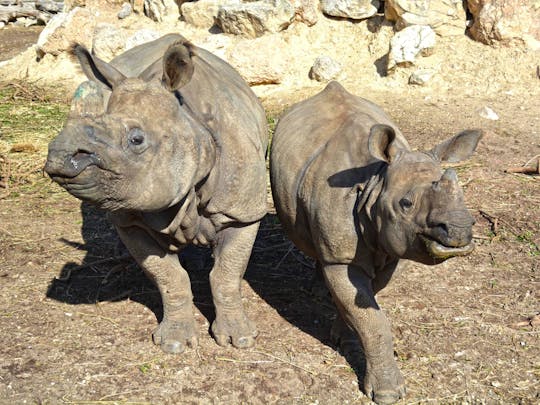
(45, 34, 268, 354)
(270, 81, 482, 404)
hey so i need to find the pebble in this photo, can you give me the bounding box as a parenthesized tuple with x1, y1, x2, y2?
(478, 106, 499, 120)
(117, 2, 132, 19)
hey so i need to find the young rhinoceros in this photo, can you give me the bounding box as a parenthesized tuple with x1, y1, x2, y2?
(45, 34, 268, 354)
(270, 82, 482, 404)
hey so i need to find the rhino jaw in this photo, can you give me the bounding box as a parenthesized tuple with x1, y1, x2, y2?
(419, 235, 475, 260)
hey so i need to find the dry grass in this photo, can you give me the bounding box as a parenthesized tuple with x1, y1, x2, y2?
(0, 81, 69, 199)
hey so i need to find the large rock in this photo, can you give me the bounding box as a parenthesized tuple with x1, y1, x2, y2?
(125, 29, 161, 50)
(387, 24, 436, 72)
(216, 0, 295, 38)
(292, 0, 318, 26)
(468, 0, 540, 50)
(92, 23, 127, 61)
(144, 0, 180, 23)
(385, 0, 466, 36)
(36, 7, 96, 56)
(309, 55, 342, 81)
(321, 0, 379, 20)
(181, 0, 240, 29)
(227, 35, 286, 84)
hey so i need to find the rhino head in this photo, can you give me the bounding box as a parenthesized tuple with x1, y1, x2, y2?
(44, 41, 215, 212)
(367, 125, 482, 265)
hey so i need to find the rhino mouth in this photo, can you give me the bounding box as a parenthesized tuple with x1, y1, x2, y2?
(419, 234, 475, 259)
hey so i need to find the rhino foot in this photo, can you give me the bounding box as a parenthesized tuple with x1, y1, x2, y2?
(364, 365, 406, 405)
(152, 317, 198, 354)
(211, 311, 258, 349)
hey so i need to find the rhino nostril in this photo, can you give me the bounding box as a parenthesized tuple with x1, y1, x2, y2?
(436, 223, 449, 235)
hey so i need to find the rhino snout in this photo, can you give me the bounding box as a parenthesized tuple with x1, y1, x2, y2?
(427, 211, 474, 248)
(45, 149, 101, 178)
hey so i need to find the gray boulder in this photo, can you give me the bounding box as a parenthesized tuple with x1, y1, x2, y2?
(321, 0, 379, 20)
(216, 0, 295, 38)
(385, 0, 467, 36)
(92, 23, 127, 61)
(387, 24, 436, 72)
(309, 56, 342, 82)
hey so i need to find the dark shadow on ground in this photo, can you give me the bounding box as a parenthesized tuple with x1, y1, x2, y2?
(46, 206, 367, 389)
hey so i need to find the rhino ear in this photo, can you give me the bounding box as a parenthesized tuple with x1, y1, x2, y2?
(71, 44, 126, 89)
(430, 129, 483, 163)
(368, 124, 402, 163)
(161, 41, 195, 91)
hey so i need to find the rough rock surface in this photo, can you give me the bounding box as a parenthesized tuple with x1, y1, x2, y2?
(92, 23, 127, 60)
(144, 0, 180, 23)
(181, 0, 240, 29)
(408, 69, 433, 85)
(321, 0, 379, 20)
(468, 0, 540, 50)
(387, 24, 436, 72)
(385, 0, 467, 36)
(309, 55, 342, 81)
(117, 2, 132, 19)
(125, 29, 161, 50)
(291, 0, 319, 26)
(36, 7, 96, 56)
(227, 35, 286, 84)
(216, 0, 295, 38)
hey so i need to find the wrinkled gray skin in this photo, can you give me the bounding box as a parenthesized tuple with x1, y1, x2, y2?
(45, 34, 268, 354)
(270, 82, 482, 404)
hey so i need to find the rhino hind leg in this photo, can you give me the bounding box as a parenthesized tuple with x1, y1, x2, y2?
(115, 225, 198, 354)
(209, 222, 259, 349)
(322, 264, 405, 405)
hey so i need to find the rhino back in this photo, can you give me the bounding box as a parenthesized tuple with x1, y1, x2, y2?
(271, 82, 407, 262)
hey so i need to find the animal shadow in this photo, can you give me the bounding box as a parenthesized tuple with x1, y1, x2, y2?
(46, 204, 368, 388)
(45, 202, 216, 324)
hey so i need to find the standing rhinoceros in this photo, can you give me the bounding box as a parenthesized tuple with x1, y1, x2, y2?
(44, 34, 268, 354)
(270, 81, 482, 404)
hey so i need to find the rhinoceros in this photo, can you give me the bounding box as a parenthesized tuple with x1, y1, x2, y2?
(44, 34, 268, 354)
(270, 81, 482, 404)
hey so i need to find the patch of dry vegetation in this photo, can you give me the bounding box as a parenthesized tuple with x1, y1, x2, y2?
(0, 82, 68, 199)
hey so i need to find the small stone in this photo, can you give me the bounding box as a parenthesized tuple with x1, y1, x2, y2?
(409, 69, 433, 85)
(118, 2, 132, 19)
(477, 106, 499, 121)
(0, 22, 5, 29)
(309, 56, 342, 82)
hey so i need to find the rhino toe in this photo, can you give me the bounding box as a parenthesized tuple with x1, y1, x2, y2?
(152, 318, 199, 354)
(211, 311, 258, 349)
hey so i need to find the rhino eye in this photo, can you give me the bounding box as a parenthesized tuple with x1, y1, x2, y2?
(127, 128, 148, 153)
(399, 197, 413, 210)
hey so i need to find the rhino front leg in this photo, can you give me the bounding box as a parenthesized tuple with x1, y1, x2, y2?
(115, 226, 198, 354)
(322, 264, 405, 405)
(210, 222, 259, 349)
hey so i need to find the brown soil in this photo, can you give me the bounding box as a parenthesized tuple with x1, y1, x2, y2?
(0, 25, 43, 62)
(0, 23, 539, 405)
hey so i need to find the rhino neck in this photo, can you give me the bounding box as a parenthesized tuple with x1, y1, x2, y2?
(354, 165, 387, 257)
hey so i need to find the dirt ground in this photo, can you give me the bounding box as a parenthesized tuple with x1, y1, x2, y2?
(0, 26, 43, 62)
(0, 23, 539, 404)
